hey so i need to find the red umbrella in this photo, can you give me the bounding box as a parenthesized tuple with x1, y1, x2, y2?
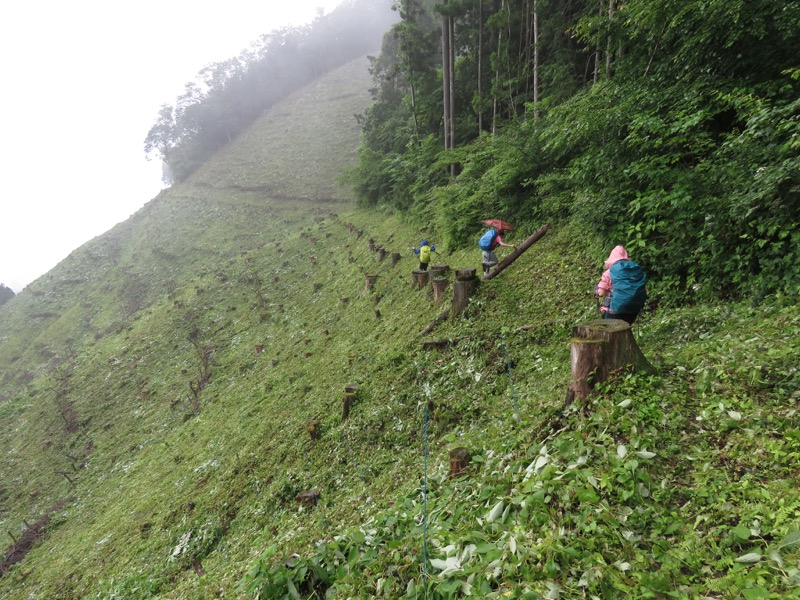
(482, 219, 513, 232)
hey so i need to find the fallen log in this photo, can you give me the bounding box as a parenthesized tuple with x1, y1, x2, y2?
(483, 224, 549, 280)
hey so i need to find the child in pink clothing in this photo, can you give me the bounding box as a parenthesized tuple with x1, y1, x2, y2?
(595, 245, 646, 324)
(595, 245, 629, 312)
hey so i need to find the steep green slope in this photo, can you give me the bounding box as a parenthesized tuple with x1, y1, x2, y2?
(1, 52, 799, 600)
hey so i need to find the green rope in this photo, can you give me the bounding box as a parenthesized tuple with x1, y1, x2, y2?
(422, 402, 429, 597)
(501, 334, 521, 422)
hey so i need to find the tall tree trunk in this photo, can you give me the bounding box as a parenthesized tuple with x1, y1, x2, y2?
(477, 0, 484, 132)
(442, 1, 451, 151)
(524, 0, 532, 97)
(606, 0, 616, 78)
(533, 0, 540, 119)
(492, 0, 503, 135)
(448, 15, 455, 149)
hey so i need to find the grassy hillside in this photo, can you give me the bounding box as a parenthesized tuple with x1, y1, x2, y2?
(1, 54, 799, 600)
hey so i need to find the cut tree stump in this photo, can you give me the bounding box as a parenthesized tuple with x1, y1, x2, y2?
(429, 264, 450, 278)
(306, 418, 321, 440)
(365, 274, 378, 291)
(452, 269, 479, 316)
(296, 489, 320, 507)
(391, 252, 401, 267)
(342, 385, 358, 420)
(431, 278, 449, 305)
(449, 447, 471, 478)
(412, 270, 430, 289)
(568, 319, 655, 399)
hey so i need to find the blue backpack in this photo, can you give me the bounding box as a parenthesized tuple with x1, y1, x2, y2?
(609, 260, 647, 314)
(478, 228, 498, 251)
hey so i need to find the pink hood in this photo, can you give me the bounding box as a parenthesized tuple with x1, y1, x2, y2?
(604, 245, 629, 268)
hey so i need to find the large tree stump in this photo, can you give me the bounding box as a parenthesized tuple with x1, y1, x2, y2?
(451, 269, 479, 316)
(412, 270, 430, 289)
(569, 319, 655, 399)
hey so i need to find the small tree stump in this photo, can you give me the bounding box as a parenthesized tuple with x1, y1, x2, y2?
(412, 270, 430, 289)
(391, 252, 401, 267)
(449, 447, 471, 478)
(431, 278, 449, 305)
(377, 247, 387, 262)
(451, 270, 479, 316)
(296, 489, 320, 507)
(368, 239, 376, 252)
(365, 274, 378, 291)
(569, 319, 655, 399)
(306, 418, 321, 440)
(342, 385, 358, 420)
(255, 345, 264, 355)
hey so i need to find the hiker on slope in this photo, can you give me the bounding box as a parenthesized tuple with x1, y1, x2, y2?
(595, 245, 647, 324)
(478, 227, 515, 276)
(413, 240, 436, 271)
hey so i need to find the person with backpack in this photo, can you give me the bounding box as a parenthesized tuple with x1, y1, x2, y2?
(478, 227, 515, 276)
(413, 240, 436, 271)
(595, 245, 647, 324)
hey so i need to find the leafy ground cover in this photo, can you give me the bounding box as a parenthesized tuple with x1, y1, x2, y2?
(0, 53, 798, 600)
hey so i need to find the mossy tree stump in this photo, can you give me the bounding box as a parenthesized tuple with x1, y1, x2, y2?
(568, 319, 655, 400)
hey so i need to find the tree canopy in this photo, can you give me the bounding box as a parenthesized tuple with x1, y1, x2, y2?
(0, 283, 15, 307)
(346, 0, 800, 302)
(144, 0, 397, 183)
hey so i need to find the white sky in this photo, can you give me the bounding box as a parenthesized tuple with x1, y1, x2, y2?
(0, 0, 343, 292)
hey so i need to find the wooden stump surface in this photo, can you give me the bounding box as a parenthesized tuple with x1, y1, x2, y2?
(569, 319, 654, 399)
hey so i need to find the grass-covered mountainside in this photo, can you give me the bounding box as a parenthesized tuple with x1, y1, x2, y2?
(1, 56, 800, 600)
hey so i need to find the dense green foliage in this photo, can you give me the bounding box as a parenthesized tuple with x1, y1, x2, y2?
(1, 12, 799, 600)
(349, 0, 800, 301)
(144, 0, 396, 183)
